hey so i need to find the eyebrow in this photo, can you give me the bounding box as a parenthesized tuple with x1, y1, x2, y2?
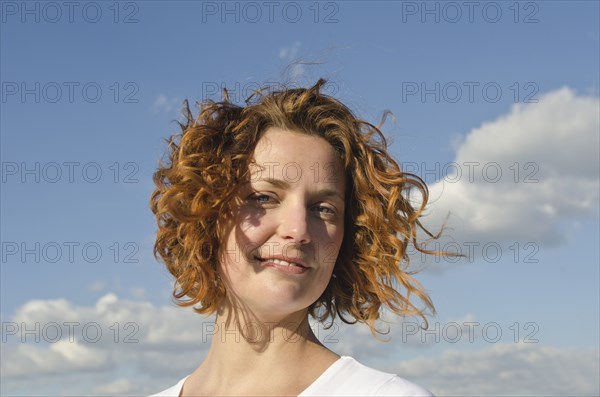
(247, 177, 345, 202)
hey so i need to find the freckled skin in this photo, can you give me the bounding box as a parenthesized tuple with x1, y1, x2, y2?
(219, 127, 346, 321)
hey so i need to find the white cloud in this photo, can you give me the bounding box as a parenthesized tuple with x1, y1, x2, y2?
(278, 40, 301, 60)
(1, 294, 598, 396)
(93, 379, 134, 395)
(392, 343, 600, 396)
(318, 311, 491, 354)
(87, 280, 105, 292)
(152, 94, 181, 113)
(1, 293, 209, 395)
(129, 287, 146, 299)
(278, 41, 305, 79)
(416, 88, 599, 261)
(1, 341, 111, 378)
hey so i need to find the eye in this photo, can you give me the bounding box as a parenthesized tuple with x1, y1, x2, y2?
(313, 204, 336, 217)
(248, 193, 275, 205)
(317, 205, 334, 213)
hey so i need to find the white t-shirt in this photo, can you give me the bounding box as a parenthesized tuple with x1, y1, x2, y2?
(149, 356, 434, 396)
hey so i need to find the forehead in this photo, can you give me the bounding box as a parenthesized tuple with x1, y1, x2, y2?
(253, 127, 338, 161)
(249, 127, 345, 185)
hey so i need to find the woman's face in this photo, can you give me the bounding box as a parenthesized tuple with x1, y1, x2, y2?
(218, 127, 346, 321)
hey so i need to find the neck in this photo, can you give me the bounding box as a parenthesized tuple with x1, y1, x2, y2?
(206, 299, 323, 359)
(188, 301, 339, 395)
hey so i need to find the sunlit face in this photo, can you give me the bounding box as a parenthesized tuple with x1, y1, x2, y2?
(218, 127, 346, 321)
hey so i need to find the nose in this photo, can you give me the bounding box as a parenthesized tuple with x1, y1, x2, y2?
(277, 199, 312, 245)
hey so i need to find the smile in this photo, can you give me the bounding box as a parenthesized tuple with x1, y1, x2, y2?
(255, 256, 309, 275)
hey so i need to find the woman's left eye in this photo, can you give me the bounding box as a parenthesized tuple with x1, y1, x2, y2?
(315, 205, 335, 215)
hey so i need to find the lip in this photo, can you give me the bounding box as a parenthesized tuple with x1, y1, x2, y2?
(254, 254, 309, 269)
(261, 260, 309, 275)
(254, 255, 310, 275)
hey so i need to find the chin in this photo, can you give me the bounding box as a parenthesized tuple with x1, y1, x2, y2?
(246, 292, 317, 320)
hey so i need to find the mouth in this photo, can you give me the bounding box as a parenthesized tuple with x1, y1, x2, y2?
(254, 256, 309, 269)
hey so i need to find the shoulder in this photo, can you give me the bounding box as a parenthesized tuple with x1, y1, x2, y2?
(147, 375, 189, 397)
(374, 375, 435, 397)
(301, 356, 434, 397)
(347, 357, 434, 397)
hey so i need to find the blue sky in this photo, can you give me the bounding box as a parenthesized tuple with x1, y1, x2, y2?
(1, 1, 599, 395)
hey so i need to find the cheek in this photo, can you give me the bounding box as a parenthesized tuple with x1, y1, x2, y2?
(320, 243, 341, 270)
(312, 228, 344, 272)
(219, 214, 273, 272)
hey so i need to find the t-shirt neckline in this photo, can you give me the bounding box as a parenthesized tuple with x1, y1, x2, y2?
(176, 355, 351, 397)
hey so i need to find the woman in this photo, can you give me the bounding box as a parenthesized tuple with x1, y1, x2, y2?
(149, 79, 446, 396)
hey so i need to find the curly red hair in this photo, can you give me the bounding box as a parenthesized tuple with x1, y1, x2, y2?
(150, 78, 450, 334)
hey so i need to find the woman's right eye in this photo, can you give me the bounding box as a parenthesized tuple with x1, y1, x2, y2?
(248, 193, 274, 204)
